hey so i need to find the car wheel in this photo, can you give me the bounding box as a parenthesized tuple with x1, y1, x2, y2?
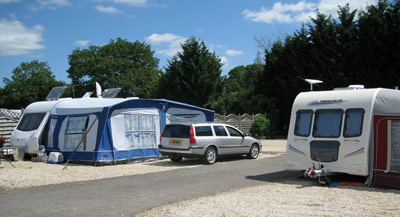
(203, 146, 217, 164)
(169, 154, 183, 162)
(247, 144, 259, 159)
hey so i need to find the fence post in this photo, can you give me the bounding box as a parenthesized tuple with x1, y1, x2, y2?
(224, 112, 226, 124)
(252, 114, 255, 134)
(239, 113, 241, 131)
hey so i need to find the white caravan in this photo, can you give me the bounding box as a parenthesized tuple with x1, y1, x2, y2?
(10, 86, 71, 157)
(10, 100, 70, 156)
(286, 85, 400, 177)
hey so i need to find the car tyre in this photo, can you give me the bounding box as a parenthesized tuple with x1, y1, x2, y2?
(169, 154, 183, 162)
(203, 146, 217, 164)
(247, 144, 259, 159)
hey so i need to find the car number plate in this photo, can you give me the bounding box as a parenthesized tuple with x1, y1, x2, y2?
(170, 140, 182, 145)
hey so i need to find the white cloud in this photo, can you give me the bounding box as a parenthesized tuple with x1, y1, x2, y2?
(145, 33, 187, 56)
(318, 0, 377, 17)
(0, 0, 21, 3)
(34, 0, 71, 10)
(113, 0, 147, 7)
(243, 0, 378, 24)
(226, 49, 243, 57)
(73, 40, 90, 47)
(0, 19, 45, 56)
(243, 1, 317, 24)
(95, 5, 123, 14)
(220, 56, 229, 68)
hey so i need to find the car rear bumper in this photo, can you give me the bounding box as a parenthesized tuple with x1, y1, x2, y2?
(158, 144, 205, 156)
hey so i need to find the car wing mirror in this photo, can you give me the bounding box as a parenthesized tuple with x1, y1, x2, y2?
(242, 133, 247, 137)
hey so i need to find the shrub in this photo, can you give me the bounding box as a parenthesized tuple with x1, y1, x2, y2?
(253, 116, 271, 138)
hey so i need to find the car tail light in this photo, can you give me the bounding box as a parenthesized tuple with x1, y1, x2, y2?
(190, 124, 196, 146)
(160, 129, 164, 144)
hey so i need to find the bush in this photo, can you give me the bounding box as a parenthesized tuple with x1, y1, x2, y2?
(253, 116, 271, 138)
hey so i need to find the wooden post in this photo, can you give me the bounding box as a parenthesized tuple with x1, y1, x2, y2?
(239, 113, 241, 131)
(252, 114, 255, 134)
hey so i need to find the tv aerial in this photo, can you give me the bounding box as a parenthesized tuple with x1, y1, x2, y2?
(305, 79, 323, 91)
(298, 77, 323, 91)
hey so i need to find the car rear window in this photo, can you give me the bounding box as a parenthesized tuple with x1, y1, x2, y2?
(162, 125, 190, 138)
(195, 126, 213, 136)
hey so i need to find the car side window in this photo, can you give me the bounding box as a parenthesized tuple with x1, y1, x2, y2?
(213, 126, 228, 136)
(195, 126, 213, 136)
(226, 126, 242, 137)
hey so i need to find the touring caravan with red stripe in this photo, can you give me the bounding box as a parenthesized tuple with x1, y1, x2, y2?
(286, 85, 400, 189)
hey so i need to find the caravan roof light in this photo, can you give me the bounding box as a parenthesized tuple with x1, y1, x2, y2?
(46, 86, 67, 101)
(102, 88, 121, 98)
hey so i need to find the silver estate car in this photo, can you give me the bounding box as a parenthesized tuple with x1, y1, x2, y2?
(158, 123, 262, 164)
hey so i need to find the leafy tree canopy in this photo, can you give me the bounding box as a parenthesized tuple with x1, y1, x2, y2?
(209, 64, 265, 114)
(155, 37, 223, 107)
(0, 60, 66, 109)
(67, 38, 160, 98)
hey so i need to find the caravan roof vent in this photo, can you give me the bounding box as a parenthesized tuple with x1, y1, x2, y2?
(334, 84, 365, 91)
(348, 85, 364, 89)
(82, 92, 93, 98)
(46, 86, 67, 101)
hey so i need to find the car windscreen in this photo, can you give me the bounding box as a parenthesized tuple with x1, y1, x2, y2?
(162, 125, 190, 138)
(17, 113, 46, 132)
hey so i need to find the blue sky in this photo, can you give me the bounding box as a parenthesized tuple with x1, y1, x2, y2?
(0, 0, 377, 88)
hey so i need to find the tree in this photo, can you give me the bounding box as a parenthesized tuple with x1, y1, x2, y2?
(67, 38, 160, 98)
(0, 60, 66, 109)
(209, 64, 265, 114)
(155, 37, 223, 107)
(257, 0, 400, 136)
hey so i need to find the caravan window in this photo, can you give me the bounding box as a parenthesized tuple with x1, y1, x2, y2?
(294, 110, 313, 137)
(313, 110, 343, 138)
(17, 113, 46, 131)
(344, 109, 364, 137)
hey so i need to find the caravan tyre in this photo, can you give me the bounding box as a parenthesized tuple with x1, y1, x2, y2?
(247, 144, 259, 159)
(203, 146, 217, 164)
(169, 154, 183, 162)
